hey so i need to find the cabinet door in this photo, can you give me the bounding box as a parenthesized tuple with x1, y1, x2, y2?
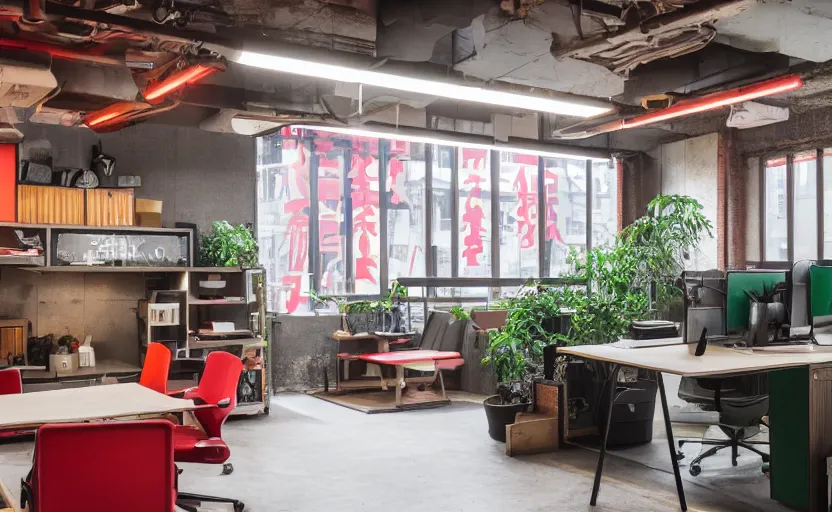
(85, 188, 135, 226)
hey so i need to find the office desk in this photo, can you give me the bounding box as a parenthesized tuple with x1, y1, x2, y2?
(558, 343, 832, 512)
(0, 383, 196, 431)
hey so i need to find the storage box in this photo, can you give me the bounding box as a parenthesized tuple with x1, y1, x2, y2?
(149, 303, 180, 326)
(135, 199, 162, 227)
(17, 185, 84, 225)
(85, 188, 135, 226)
(50, 353, 79, 375)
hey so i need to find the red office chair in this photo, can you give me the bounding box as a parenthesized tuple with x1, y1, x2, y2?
(140, 342, 172, 394)
(0, 368, 28, 440)
(0, 368, 22, 395)
(175, 351, 245, 512)
(20, 421, 176, 512)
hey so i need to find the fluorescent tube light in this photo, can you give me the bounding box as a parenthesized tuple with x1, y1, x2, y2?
(290, 124, 610, 162)
(235, 51, 613, 119)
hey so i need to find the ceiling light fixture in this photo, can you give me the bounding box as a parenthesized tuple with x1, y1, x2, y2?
(83, 102, 148, 129)
(622, 74, 803, 129)
(234, 51, 614, 118)
(143, 64, 220, 103)
(289, 124, 610, 162)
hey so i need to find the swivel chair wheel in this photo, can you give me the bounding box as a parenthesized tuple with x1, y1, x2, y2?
(689, 465, 702, 476)
(222, 463, 234, 475)
(676, 451, 685, 461)
(761, 454, 770, 463)
(234, 502, 246, 512)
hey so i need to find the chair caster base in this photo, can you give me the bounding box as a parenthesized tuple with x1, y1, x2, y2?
(222, 463, 234, 475)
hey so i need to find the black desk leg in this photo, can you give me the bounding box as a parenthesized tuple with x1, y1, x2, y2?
(591, 363, 619, 506)
(657, 372, 687, 511)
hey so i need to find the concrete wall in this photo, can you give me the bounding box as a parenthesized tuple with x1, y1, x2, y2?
(18, 122, 256, 232)
(654, 133, 720, 270)
(0, 267, 145, 364)
(271, 314, 339, 392)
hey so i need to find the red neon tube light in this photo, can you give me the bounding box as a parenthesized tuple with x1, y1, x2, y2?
(143, 65, 218, 103)
(83, 102, 145, 128)
(623, 75, 803, 129)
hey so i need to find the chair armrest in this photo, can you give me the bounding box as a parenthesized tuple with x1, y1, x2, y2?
(166, 386, 194, 399)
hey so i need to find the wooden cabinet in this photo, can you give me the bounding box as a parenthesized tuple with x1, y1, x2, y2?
(17, 185, 84, 225)
(85, 188, 135, 226)
(0, 319, 28, 364)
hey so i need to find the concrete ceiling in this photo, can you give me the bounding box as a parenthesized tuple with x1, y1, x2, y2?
(715, 0, 832, 62)
(451, 3, 624, 99)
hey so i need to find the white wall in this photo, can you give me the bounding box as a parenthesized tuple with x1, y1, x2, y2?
(658, 133, 720, 270)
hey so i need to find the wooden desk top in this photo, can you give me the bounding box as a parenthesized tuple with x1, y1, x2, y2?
(0, 383, 195, 430)
(558, 343, 832, 377)
(21, 360, 142, 382)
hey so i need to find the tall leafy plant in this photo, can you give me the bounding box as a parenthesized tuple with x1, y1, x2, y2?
(199, 221, 259, 267)
(483, 195, 713, 391)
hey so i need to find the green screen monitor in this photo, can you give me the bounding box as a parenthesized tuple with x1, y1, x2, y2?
(725, 270, 787, 333)
(810, 265, 832, 331)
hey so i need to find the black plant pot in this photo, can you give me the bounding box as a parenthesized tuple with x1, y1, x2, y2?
(483, 395, 528, 443)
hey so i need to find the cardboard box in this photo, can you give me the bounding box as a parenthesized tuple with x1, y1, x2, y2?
(136, 199, 163, 227)
(50, 353, 79, 375)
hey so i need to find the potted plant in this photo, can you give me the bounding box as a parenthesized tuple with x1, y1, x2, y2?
(199, 221, 259, 268)
(482, 287, 572, 442)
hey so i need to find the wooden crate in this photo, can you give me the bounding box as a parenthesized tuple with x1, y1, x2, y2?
(505, 381, 562, 457)
(0, 319, 28, 364)
(17, 185, 84, 225)
(85, 188, 135, 226)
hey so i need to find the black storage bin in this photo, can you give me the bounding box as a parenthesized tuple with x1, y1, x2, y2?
(598, 379, 658, 447)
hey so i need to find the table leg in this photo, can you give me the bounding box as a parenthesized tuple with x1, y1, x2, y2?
(658, 372, 687, 511)
(395, 365, 404, 406)
(591, 363, 619, 506)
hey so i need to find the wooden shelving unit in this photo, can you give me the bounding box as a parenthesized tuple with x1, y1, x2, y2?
(0, 222, 269, 416)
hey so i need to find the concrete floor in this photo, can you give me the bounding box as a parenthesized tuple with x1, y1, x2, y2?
(0, 393, 789, 512)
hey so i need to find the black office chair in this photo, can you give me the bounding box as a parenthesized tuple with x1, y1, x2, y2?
(676, 374, 770, 476)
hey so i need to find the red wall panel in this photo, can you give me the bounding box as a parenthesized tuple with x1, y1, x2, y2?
(0, 144, 16, 222)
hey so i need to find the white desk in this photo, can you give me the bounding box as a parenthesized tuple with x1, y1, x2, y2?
(558, 342, 832, 512)
(559, 343, 832, 376)
(0, 383, 196, 430)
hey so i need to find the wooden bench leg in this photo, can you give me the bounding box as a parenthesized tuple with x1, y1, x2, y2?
(438, 370, 447, 400)
(395, 366, 404, 406)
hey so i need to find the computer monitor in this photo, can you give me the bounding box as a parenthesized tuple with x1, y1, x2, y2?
(789, 260, 815, 337)
(809, 265, 832, 344)
(725, 270, 787, 334)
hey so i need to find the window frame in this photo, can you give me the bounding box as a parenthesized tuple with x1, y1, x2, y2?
(256, 130, 617, 312)
(760, 148, 825, 265)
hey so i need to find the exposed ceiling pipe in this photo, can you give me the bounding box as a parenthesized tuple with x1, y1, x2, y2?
(0, 38, 123, 66)
(552, 74, 804, 139)
(143, 64, 222, 103)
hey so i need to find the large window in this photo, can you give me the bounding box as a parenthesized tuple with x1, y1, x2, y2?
(543, 157, 588, 276)
(256, 128, 617, 312)
(256, 134, 311, 313)
(762, 150, 828, 263)
(499, 152, 539, 278)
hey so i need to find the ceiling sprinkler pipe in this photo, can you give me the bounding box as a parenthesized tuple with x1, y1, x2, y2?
(553, 74, 804, 139)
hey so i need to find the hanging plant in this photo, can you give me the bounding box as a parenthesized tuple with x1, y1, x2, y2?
(199, 221, 259, 268)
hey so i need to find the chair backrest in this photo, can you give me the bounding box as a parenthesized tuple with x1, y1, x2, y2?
(419, 311, 452, 351)
(188, 351, 243, 438)
(0, 368, 22, 395)
(140, 342, 172, 394)
(31, 421, 175, 512)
